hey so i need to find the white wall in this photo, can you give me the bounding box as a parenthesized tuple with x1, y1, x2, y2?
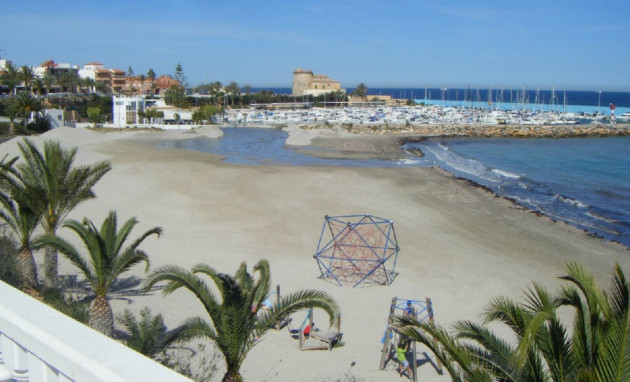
(0, 280, 192, 382)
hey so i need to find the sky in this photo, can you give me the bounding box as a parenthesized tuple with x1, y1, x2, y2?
(1, 1, 629, 91)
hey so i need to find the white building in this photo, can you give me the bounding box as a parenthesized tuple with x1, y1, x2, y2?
(78, 62, 105, 81)
(0, 59, 13, 71)
(112, 95, 145, 127)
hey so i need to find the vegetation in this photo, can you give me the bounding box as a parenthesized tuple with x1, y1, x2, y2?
(39, 286, 91, 323)
(164, 84, 191, 108)
(118, 307, 170, 356)
(353, 83, 368, 98)
(0, 158, 40, 287)
(138, 108, 165, 124)
(192, 104, 220, 124)
(0, 233, 24, 288)
(143, 259, 340, 382)
(8, 139, 111, 288)
(118, 308, 220, 381)
(35, 210, 162, 336)
(86, 106, 102, 128)
(395, 262, 630, 382)
(173, 63, 188, 89)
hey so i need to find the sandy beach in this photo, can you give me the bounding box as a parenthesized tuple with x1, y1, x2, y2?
(2, 126, 628, 382)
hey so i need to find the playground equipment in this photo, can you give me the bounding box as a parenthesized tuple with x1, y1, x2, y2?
(291, 308, 342, 351)
(379, 297, 442, 382)
(313, 214, 399, 287)
(255, 285, 291, 330)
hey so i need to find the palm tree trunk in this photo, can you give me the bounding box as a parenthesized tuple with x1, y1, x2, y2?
(89, 295, 114, 337)
(43, 246, 58, 288)
(17, 248, 38, 287)
(221, 370, 243, 382)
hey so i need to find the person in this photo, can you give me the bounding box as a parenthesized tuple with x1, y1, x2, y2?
(404, 300, 415, 317)
(396, 341, 412, 377)
(303, 322, 314, 338)
(261, 299, 273, 310)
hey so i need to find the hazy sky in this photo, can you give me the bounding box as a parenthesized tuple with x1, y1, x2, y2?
(1, 1, 628, 90)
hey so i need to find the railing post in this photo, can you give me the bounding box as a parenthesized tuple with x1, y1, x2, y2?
(0, 334, 28, 381)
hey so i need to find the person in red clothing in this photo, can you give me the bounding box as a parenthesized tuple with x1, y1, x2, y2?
(303, 322, 314, 338)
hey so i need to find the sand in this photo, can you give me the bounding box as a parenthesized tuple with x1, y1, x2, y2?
(1, 126, 628, 382)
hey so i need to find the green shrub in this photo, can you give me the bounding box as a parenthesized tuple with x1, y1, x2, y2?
(0, 233, 23, 288)
(39, 287, 91, 323)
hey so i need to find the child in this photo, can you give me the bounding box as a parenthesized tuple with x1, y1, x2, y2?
(396, 341, 412, 377)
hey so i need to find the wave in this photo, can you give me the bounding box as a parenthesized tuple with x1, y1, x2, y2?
(425, 145, 503, 183)
(554, 194, 589, 208)
(586, 211, 619, 224)
(491, 169, 521, 179)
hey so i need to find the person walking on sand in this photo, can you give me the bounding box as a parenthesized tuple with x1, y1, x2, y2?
(396, 341, 412, 377)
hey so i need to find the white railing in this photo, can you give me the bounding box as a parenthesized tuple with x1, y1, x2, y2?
(0, 280, 191, 382)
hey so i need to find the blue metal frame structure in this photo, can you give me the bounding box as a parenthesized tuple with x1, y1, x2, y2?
(313, 214, 399, 287)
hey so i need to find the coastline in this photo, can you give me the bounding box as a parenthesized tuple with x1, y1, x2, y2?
(1, 127, 628, 381)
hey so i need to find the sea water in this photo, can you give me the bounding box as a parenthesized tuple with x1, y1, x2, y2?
(158, 128, 630, 248)
(409, 137, 630, 247)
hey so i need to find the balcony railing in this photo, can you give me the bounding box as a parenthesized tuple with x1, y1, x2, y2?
(0, 280, 191, 382)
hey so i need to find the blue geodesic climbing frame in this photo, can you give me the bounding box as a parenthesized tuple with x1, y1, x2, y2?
(313, 214, 399, 287)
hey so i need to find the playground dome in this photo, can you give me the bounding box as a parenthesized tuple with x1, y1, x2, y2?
(313, 214, 400, 287)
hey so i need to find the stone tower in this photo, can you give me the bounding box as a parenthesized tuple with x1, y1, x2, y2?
(292, 68, 314, 96)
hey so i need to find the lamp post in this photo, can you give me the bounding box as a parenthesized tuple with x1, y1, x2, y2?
(598, 91, 602, 114)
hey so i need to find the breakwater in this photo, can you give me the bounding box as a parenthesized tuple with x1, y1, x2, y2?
(298, 122, 630, 139)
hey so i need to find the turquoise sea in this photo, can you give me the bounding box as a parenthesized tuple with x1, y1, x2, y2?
(158, 128, 630, 248)
(410, 137, 630, 248)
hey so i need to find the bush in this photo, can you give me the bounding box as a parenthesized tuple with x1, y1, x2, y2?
(0, 233, 23, 288)
(27, 114, 52, 133)
(39, 286, 91, 323)
(118, 308, 220, 381)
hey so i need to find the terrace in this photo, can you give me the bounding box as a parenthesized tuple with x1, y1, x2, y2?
(0, 280, 191, 382)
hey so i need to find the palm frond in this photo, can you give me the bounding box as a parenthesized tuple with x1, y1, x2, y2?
(144, 265, 221, 318)
(33, 233, 95, 286)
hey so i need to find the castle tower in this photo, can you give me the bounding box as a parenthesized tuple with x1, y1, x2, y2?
(292, 68, 314, 97)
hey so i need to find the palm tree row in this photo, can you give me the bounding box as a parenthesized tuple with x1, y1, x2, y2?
(0, 137, 340, 381)
(1, 61, 99, 96)
(0, 139, 112, 287)
(395, 262, 629, 382)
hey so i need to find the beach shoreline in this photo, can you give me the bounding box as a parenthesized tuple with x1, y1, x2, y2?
(1, 127, 628, 381)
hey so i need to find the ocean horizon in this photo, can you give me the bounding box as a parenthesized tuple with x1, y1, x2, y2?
(250, 87, 630, 113)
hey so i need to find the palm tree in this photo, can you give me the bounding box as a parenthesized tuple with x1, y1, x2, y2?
(80, 77, 96, 94)
(58, 71, 79, 93)
(395, 262, 630, 382)
(137, 74, 146, 95)
(0, 156, 40, 287)
(2, 98, 21, 135)
(34, 211, 162, 336)
(14, 92, 42, 129)
(353, 83, 368, 98)
(41, 72, 56, 95)
(30, 77, 44, 98)
(143, 260, 340, 382)
(1, 62, 21, 95)
(19, 65, 36, 94)
(226, 81, 240, 106)
(147, 69, 156, 97)
(117, 307, 170, 357)
(12, 139, 112, 287)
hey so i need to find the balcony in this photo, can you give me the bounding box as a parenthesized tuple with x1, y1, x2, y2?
(0, 280, 191, 382)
